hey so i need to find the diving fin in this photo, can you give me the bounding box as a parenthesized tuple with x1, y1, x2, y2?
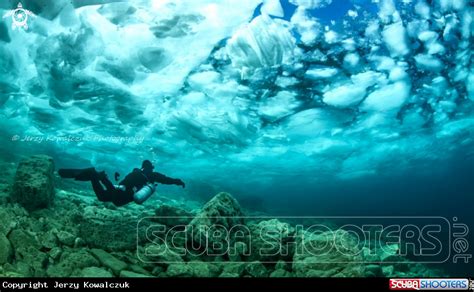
(58, 167, 98, 181)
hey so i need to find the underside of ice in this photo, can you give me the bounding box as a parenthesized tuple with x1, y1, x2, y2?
(0, 0, 473, 191)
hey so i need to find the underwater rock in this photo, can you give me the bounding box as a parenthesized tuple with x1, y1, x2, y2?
(140, 244, 184, 264)
(228, 241, 248, 262)
(248, 219, 296, 262)
(379, 244, 400, 261)
(152, 266, 165, 276)
(8, 229, 49, 277)
(119, 270, 152, 278)
(292, 230, 365, 277)
(187, 192, 245, 255)
(46, 248, 99, 277)
(89, 248, 128, 276)
(194, 192, 244, 220)
(275, 260, 289, 271)
(128, 264, 151, 276)
(81, 267, 113, 277)
(270, 269, 292, 277)
(39, 230, 58, 250)
(221, 262, 246, 277)
(0, 233, 12, 264)
(56, 231, 76, 247)
(165, 263, 193, 277)
(154, 205, 194, 226)
(219, 272, 240, 278)
(382, 265, 395, 277)
(245, 261, 269, 278)
(12, 245, 49, 277)
(187, 261, 221, 277)
(74, 237, 85, 248)
(78, 206, 152, 251)
(11, 155, 55, 211)
(0, 208, 19, 236)
(365, 264, 384, 277)
(8, 229, 41, 251)
(48, 247, 62, 261)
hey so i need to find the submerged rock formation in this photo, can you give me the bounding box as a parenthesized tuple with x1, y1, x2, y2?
(154, 204, 194, 226)
(187, 192, 246, 255)
(10, 155, 55, 211)
(248, 219, 296, 262)
(0, 175, 445, 278)
(78, 206, 155, 251)
(0, 233, 12, 264)
(292, 230, 366, 277)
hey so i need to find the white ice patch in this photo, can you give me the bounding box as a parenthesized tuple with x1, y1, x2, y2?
(322, 71, 388, 108)
(258, 91, 300, 121)
(284, 108, 348, 139)
(288, 0, 333, 9)
(291, 7, 321, 46)
(365, 21, 381, 40)
(382, 22, 410, 57)
(323, 84, 367, 108)
(181, 92, 207, 105)
(348, 10, 358, 18)
(344, 53, 360, 69)
(360, 81, 411, 112)
(306, 67, 339, 80)
(324, 30, 339, 44)
(389, 67, 409, 82)
(188, 71, 221, 91)
(418, 30, 438, 42)
(437, 0, 466, 12)
(370, 56, 396, 71)
(378, 0, 400, 23)
(351, 71, 387, 88)
(415, 0, 431, 19)
(275, 76, 299, 87)
(342, 38, 357, 51)
(418, 30, 445, 55)
(227, 15, 295, 72)
(261, 0, 284, 17)
(414, 54, 444, 72)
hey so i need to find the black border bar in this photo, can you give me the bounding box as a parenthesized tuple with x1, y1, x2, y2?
(0, 278, 393, 291)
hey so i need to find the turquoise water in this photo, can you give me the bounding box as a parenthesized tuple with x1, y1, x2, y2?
(0, 0, 473, 276)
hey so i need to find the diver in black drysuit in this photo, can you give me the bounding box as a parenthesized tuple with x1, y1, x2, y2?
(58, 160, 185, 207)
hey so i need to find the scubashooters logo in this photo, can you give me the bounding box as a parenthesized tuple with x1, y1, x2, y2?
(3, 2, 36, 30)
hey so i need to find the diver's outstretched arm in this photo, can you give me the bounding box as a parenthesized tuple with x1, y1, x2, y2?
(151, 172, 185, 188)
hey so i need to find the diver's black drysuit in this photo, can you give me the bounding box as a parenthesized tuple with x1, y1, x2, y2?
(58, 167, 184, 206)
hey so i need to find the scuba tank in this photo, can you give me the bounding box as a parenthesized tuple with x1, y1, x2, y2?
(133, 182, 157, 204)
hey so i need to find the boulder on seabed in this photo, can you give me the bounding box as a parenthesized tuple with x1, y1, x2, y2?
(11, 155, 55, 211)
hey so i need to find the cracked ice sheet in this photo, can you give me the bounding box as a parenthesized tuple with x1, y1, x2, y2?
(75, 0, 263, 97)
(1, 0, 473, 194)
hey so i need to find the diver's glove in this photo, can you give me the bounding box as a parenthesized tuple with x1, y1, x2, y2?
(177, 179, 185, 188)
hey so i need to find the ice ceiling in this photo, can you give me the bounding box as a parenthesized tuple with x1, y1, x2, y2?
(0, 0, 473, 189)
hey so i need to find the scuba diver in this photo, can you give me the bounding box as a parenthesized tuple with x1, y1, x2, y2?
(58, 160, 185, 207)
